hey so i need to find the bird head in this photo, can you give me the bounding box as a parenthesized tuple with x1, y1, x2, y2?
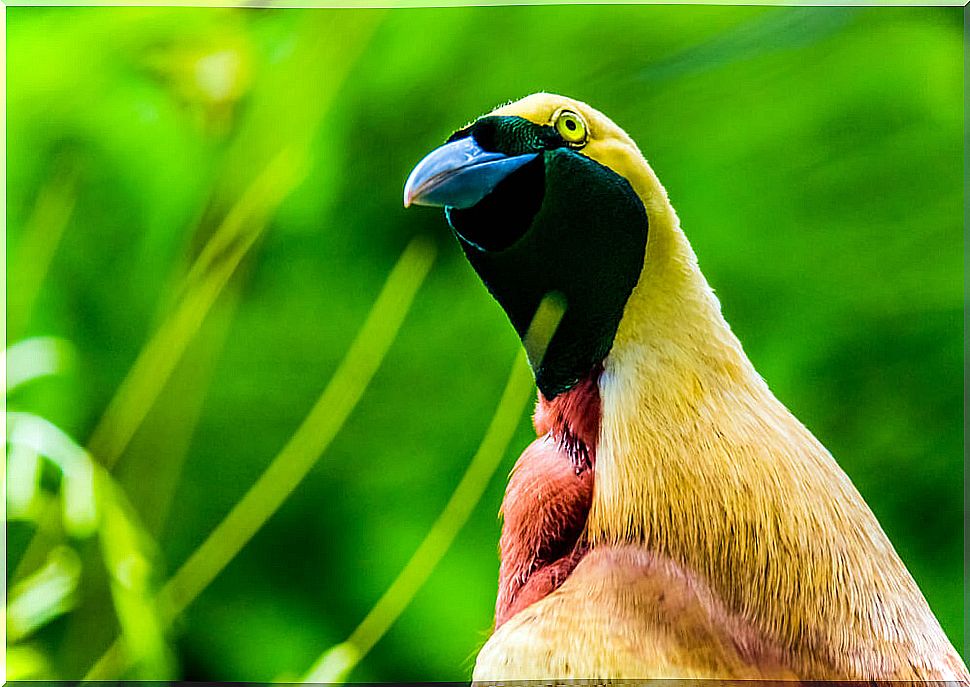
(405, 93, 670, 399)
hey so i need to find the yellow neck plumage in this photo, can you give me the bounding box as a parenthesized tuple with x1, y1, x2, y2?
(589, 167, 962, 678)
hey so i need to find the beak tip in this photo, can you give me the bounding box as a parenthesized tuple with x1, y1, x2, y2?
(403, 172, 419, 208)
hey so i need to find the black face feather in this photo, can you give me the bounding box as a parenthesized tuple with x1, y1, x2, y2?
(444, 116, 649, 399)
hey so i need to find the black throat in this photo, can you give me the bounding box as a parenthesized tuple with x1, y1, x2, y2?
(447, 116, 649, 399)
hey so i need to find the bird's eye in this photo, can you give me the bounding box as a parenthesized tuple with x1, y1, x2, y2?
(554, 110, 587, 146)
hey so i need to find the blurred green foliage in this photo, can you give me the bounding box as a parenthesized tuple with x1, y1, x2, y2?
(6, 5, 963, 681)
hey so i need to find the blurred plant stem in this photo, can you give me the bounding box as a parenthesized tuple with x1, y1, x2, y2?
(302, 295, 565, 684)
(123, 283, 243, 537)
(6, 412, 172, 678)
(11, 10, 386, 592)
(11, 146, 306, 585)
(8, 163, 78, 339)
(83, 6, 384, 472)
(83, 234, 436, 680)
(87, 145, 306, 470)
(6, 337, 75, 396)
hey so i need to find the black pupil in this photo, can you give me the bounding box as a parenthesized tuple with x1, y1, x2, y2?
(565, 119, 576, 130)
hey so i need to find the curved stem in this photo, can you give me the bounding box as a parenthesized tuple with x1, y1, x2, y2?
(83, 235, 436, 680)
(302, 294, 565, 684)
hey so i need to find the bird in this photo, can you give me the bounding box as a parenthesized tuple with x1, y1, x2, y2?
(403, 93, 969, 682)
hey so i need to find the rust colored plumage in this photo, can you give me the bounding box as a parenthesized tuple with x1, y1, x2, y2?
(496, 370, 601, 628)
(533, 364, 602, 473)
(495, 437, 591, 628)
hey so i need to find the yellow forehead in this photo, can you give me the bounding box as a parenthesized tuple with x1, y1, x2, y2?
(486, 92, 631, 146)
(489, 92, 586, 122)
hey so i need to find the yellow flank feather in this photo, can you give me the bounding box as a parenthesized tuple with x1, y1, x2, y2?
(473, 93, 969, 682)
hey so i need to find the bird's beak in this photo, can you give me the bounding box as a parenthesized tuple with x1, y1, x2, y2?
(403, 136, 538, 209)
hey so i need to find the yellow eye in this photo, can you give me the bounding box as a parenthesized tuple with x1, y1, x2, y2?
(554, 110, 587, 146)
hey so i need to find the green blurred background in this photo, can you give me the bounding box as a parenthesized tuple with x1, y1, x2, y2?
(6, 5, 964, 682)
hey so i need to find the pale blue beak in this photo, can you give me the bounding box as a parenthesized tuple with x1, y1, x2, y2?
(403, 136, 538, 209)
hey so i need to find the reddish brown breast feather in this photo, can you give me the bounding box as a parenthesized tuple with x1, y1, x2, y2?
(495, 369, 602, 628)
